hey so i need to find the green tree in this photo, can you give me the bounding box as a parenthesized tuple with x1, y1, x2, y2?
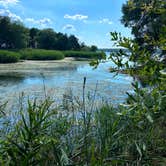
(0, 16, 11, 48)
(90, 45, 98, 52)
(10, 21, 29, 49)
(0, 16, 29, 49)
(37, 28, 57, 50)
(29, 28, 39, 48)
(55, 32, 69, 50)
(68, 35, 80, 50)
(122, 0, 166, 59)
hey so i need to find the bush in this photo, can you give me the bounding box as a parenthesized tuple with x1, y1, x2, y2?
(63, 51, 105, 59)
(0, 50, 20, 63)
(20, 49, 64, 60)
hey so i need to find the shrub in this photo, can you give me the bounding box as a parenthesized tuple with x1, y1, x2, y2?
(0, 50, 20, 63)
(63, 51, 105, 59)
(20, 49, 64, 60)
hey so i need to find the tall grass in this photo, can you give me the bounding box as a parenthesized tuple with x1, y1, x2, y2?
(0, 50, 20, 63)
(63, 50, 106, 59)
(20, 49, 64, 60)
(0, 49, 105, 63)
(0, 79, 165, 165)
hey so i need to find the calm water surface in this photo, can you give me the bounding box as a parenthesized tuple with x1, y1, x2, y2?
(0, 53, 133, 108)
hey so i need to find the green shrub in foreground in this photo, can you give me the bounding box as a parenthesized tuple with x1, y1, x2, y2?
(63, 51, 105, 59)
(0, 50, 20, 63)
(20, 49, 64, 60)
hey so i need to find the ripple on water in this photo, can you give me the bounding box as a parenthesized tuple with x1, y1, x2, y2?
(0, 58, 133, 110)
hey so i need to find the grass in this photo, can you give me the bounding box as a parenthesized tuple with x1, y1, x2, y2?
(0, 49, 106, 63)
(0, 80, 165, 165)
(0, 50, 20, 63)
(19, 49, 64, 60)
(63, 50, 106, 59)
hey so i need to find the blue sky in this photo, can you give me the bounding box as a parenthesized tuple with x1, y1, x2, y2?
(0, 0, 132, 48)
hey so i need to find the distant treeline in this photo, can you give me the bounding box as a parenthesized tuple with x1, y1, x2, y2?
(0, 16, 98, 51)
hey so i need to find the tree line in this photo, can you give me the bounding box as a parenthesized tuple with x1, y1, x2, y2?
(0, 16, 97, 51)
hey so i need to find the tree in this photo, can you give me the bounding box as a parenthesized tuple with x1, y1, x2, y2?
(55, 33, 69, 50)
(0, 16, 11, 48)
(68, 35, 80, 50)
(10, 21, 29, 49)
(37, 28, 57, 50)
(29, 28, 40, 48)
(122, 0, 166, 58)
(0, 16, 29, 49)
(90, 45, 98, 52)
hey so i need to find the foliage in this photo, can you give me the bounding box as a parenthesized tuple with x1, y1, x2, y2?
(0, 16, 29, 49)
(37, 29, 57, 50)
(122, 0, 166, 59)
(90, 45, 98, 52)
(0, 16, 98, 52)
(0, 99, 71, 166)
(0, 84, 165, 165)
(107, 31, 165, 86)
(29, 28, 40, 48)
(0, 50, 20, 63)
(0, 1, 166, 165)
(63, 51, 105, 60)
(19, 49, 64, 60)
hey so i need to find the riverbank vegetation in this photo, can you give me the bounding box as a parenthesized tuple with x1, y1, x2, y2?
(19, 49, 65, 60)
(0, 15, 101, 63)
(0, 0, 166, 165)
(0, 16, 98, 52)
(0, 50, 20, 63)
(0, 49, 104, 63)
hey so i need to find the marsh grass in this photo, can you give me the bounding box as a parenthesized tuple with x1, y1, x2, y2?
(63, 51, 106, 60)
(0, 79, 166, 165)
(19, 49, 64, 60)
(0, 50, 20, 63)
(0, 49, 106, 64)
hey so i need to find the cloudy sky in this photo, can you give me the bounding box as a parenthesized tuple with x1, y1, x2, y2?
(0, 0, 132, 48)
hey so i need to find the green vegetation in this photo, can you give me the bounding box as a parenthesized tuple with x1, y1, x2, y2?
(0, 0, 166, 165)
(63, 50, 105, 59)
(0, 81, 165, 165)
(0, 50, 20, 63)
(121, 0, 166, 62)
(0, 16, 98, 51)
(0, 16, 102, 63)
(19, 49, 64, 60)
(0, 49, 105, 63)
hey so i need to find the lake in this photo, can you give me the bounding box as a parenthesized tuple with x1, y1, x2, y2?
(0, 52, 133, 110)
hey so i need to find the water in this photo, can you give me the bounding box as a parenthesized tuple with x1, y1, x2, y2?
(0, 52, 133, 109)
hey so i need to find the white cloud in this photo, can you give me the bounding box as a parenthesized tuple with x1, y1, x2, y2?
(99, 18, 113, 25)
(64, 14, 88, 21)
(0, 9, 22, 21)
(25, 17, 52, 27)
(0, 0, 20, 7)
(63, 24, 76, 31)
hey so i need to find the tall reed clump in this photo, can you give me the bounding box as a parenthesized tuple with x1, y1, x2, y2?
(60, 80, 166, 165)
(0, 80, 165, 165)
(0, 99, 71, 166)
(63, 51, 106, 60)
(0, 50, 20, 63)
(20, 49, 64, 60)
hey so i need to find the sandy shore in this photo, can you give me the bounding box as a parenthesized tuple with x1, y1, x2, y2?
(0, 58, 89, 77)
